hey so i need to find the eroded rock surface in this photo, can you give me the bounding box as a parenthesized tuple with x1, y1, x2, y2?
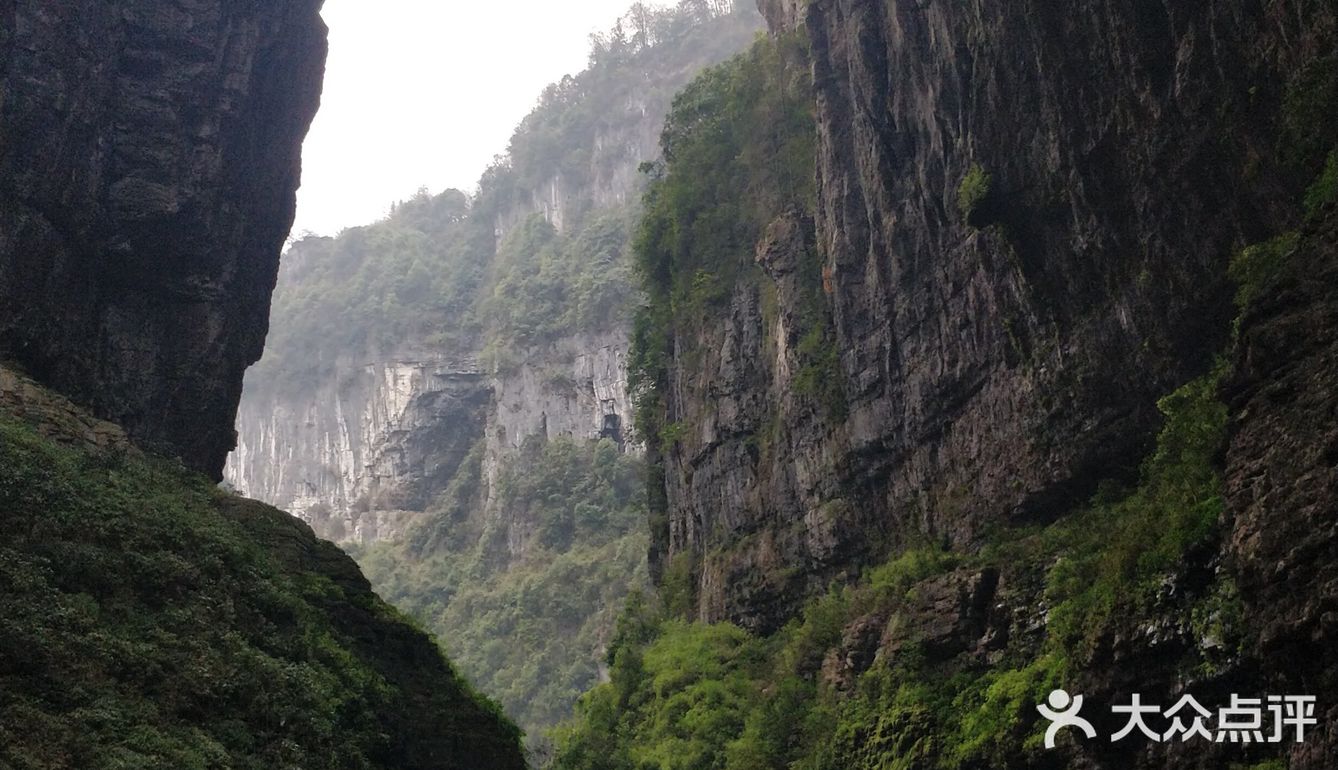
(0, 0, 327, 478)
(1225, 207, 1338, 767)
(661, 0, 1334, 631)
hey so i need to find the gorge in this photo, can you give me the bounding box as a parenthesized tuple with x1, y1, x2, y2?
(2, 0, 1336, 769)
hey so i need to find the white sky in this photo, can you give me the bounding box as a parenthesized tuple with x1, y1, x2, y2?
(293, 0, 663, 238)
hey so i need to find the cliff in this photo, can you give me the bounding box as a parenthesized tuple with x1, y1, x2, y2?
(554, 0, 1338, 759)
(0, 1, 530, 765)
(0, 0, 326, 478)
(1224, 206, 1338, 764)
(546, 0, 1338, 767)
(647, 0, 1337, 631)
(226, 6, 762, 546)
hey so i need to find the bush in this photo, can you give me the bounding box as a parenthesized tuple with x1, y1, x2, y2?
(956, 163, 992, 222)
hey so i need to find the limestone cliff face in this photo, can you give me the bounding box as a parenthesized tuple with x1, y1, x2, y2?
(228, 332, 635, 546)
(0, 0, 327, 478)
(657, 0, 1335, 630)
(484, 330, 636, 497)
(229, 353, 492, 544)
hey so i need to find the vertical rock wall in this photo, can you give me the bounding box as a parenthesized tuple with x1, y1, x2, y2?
(0, 0, 328, 478)
(227, 336, 636, 545)
(655, 0, 1334, 630)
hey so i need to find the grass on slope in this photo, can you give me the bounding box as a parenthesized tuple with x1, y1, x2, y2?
(0, 414, 523, 770)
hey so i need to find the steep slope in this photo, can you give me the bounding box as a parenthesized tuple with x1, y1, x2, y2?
(638, 0, 1337, 631)
(0, 367, 526, 769)
(0, 0, 325, 478)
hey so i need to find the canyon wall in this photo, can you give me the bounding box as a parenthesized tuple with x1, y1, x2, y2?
(651, 0, 1335, 631)
(229, 331, 635, 545)
(0, 0, 327, 478)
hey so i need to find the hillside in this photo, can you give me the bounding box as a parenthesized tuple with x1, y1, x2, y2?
(0, 366, 526, 769)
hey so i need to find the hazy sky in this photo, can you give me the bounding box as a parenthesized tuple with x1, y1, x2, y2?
(293, 0, 661, 237)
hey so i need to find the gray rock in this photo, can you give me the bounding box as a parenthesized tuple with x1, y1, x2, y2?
(0, 0, 327, 478)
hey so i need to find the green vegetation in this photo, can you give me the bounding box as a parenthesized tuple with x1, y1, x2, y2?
(553, 369, 1243, 769)
(355, 437, 650, 742)
(482, 209, 638, 367)
(1229, 232, 1300, 313)
(0, 414, 520, 769)
(249, 2, 762, 395)
(248, 190, 490, 395)
(508, 2, 762, 209)
(1228, 145, 1338, 317)
(629, 31, 838, 447)
(1304, 150, 1338, 218)
(956, 163, 993, 222)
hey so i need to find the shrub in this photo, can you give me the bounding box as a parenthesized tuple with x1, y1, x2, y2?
(957, 163, 992, 222)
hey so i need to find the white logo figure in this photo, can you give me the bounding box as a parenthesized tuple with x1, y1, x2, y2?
(1038, 689, 1097, 749)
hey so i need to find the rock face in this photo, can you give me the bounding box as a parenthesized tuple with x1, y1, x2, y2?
(0, 0, 327, 479)
(230, 352, 492, 543)
(660, 0, 1333, 631)
(228, 333, 636, 544)
(483, 330, 636, 495)
(1225, 208, 1338, 766)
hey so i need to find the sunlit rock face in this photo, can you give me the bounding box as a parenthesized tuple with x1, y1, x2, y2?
(228, 355, 492, 544)
(226, 334, 636, 546)
(0, 0, 327, 478)
(483, 330, 637, 499)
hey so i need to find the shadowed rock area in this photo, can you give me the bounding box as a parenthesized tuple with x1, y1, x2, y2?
(0, 0, 327, 478)
(654, 0, 1337, 631)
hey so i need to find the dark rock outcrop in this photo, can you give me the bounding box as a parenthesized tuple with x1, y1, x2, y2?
(1225, 207, 1338, 767)
(660, 0, 1334, 630)
(0, 0, 327, 478)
